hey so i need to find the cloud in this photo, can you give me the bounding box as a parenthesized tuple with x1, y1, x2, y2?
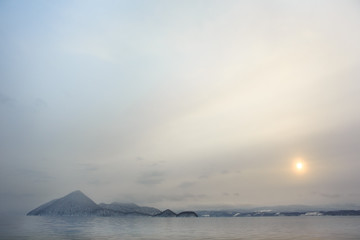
(0, 93, 14, 105)
(78, 163, 100, 172)
(17, 168, 55, 183)
(87, 179, 110, 186)
(321, 193, 341, 199)
(178, 181, 196, 189)
(144, 193, 208, 205)
(137, 171, 165, 186)
(32, 98, 47, 108)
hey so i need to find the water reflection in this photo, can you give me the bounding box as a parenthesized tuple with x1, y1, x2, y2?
(1, 216, 360, 240)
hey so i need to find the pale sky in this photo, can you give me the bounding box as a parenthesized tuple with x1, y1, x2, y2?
(1, 0, 360, 214)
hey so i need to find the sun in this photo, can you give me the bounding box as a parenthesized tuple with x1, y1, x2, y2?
(293, 157, 306, 174)
(296, 162, 303, 170)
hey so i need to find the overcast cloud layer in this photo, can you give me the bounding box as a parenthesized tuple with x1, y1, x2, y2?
(1, 0, 360, 214)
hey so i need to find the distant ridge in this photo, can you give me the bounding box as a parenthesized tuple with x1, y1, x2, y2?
(28, 190, 359, 217)
(99, 202, 161, 216)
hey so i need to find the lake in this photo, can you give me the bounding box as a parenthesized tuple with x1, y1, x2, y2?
(1, 216, 360, 240)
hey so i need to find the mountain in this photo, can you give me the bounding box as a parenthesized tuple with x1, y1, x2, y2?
(30, 190, 359, 218)
(154, 209, 177, 217)
(27, 190, 109, 216)
(153, 209, 198, 217)
(27, 190, 164, 217)
(177, 211, 198, 217)
(99, 202, 161, 216)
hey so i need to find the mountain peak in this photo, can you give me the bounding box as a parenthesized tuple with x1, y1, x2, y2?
(65, 190, 91, 200)
(70, 190, 83, 194)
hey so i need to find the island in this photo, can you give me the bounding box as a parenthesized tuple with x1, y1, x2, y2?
(27, 190, 197, 217)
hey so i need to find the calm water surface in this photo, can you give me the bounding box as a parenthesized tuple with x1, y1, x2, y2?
(1, 216, 360, 240)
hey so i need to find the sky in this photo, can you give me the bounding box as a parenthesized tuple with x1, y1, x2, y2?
(1, 0, 360, 214)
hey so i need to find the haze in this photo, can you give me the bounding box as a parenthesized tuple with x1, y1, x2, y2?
(1, 0, 360, 214)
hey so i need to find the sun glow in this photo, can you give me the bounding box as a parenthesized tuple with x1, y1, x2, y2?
(293, 158, 306, 174)
(296, 162, 303, 170)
